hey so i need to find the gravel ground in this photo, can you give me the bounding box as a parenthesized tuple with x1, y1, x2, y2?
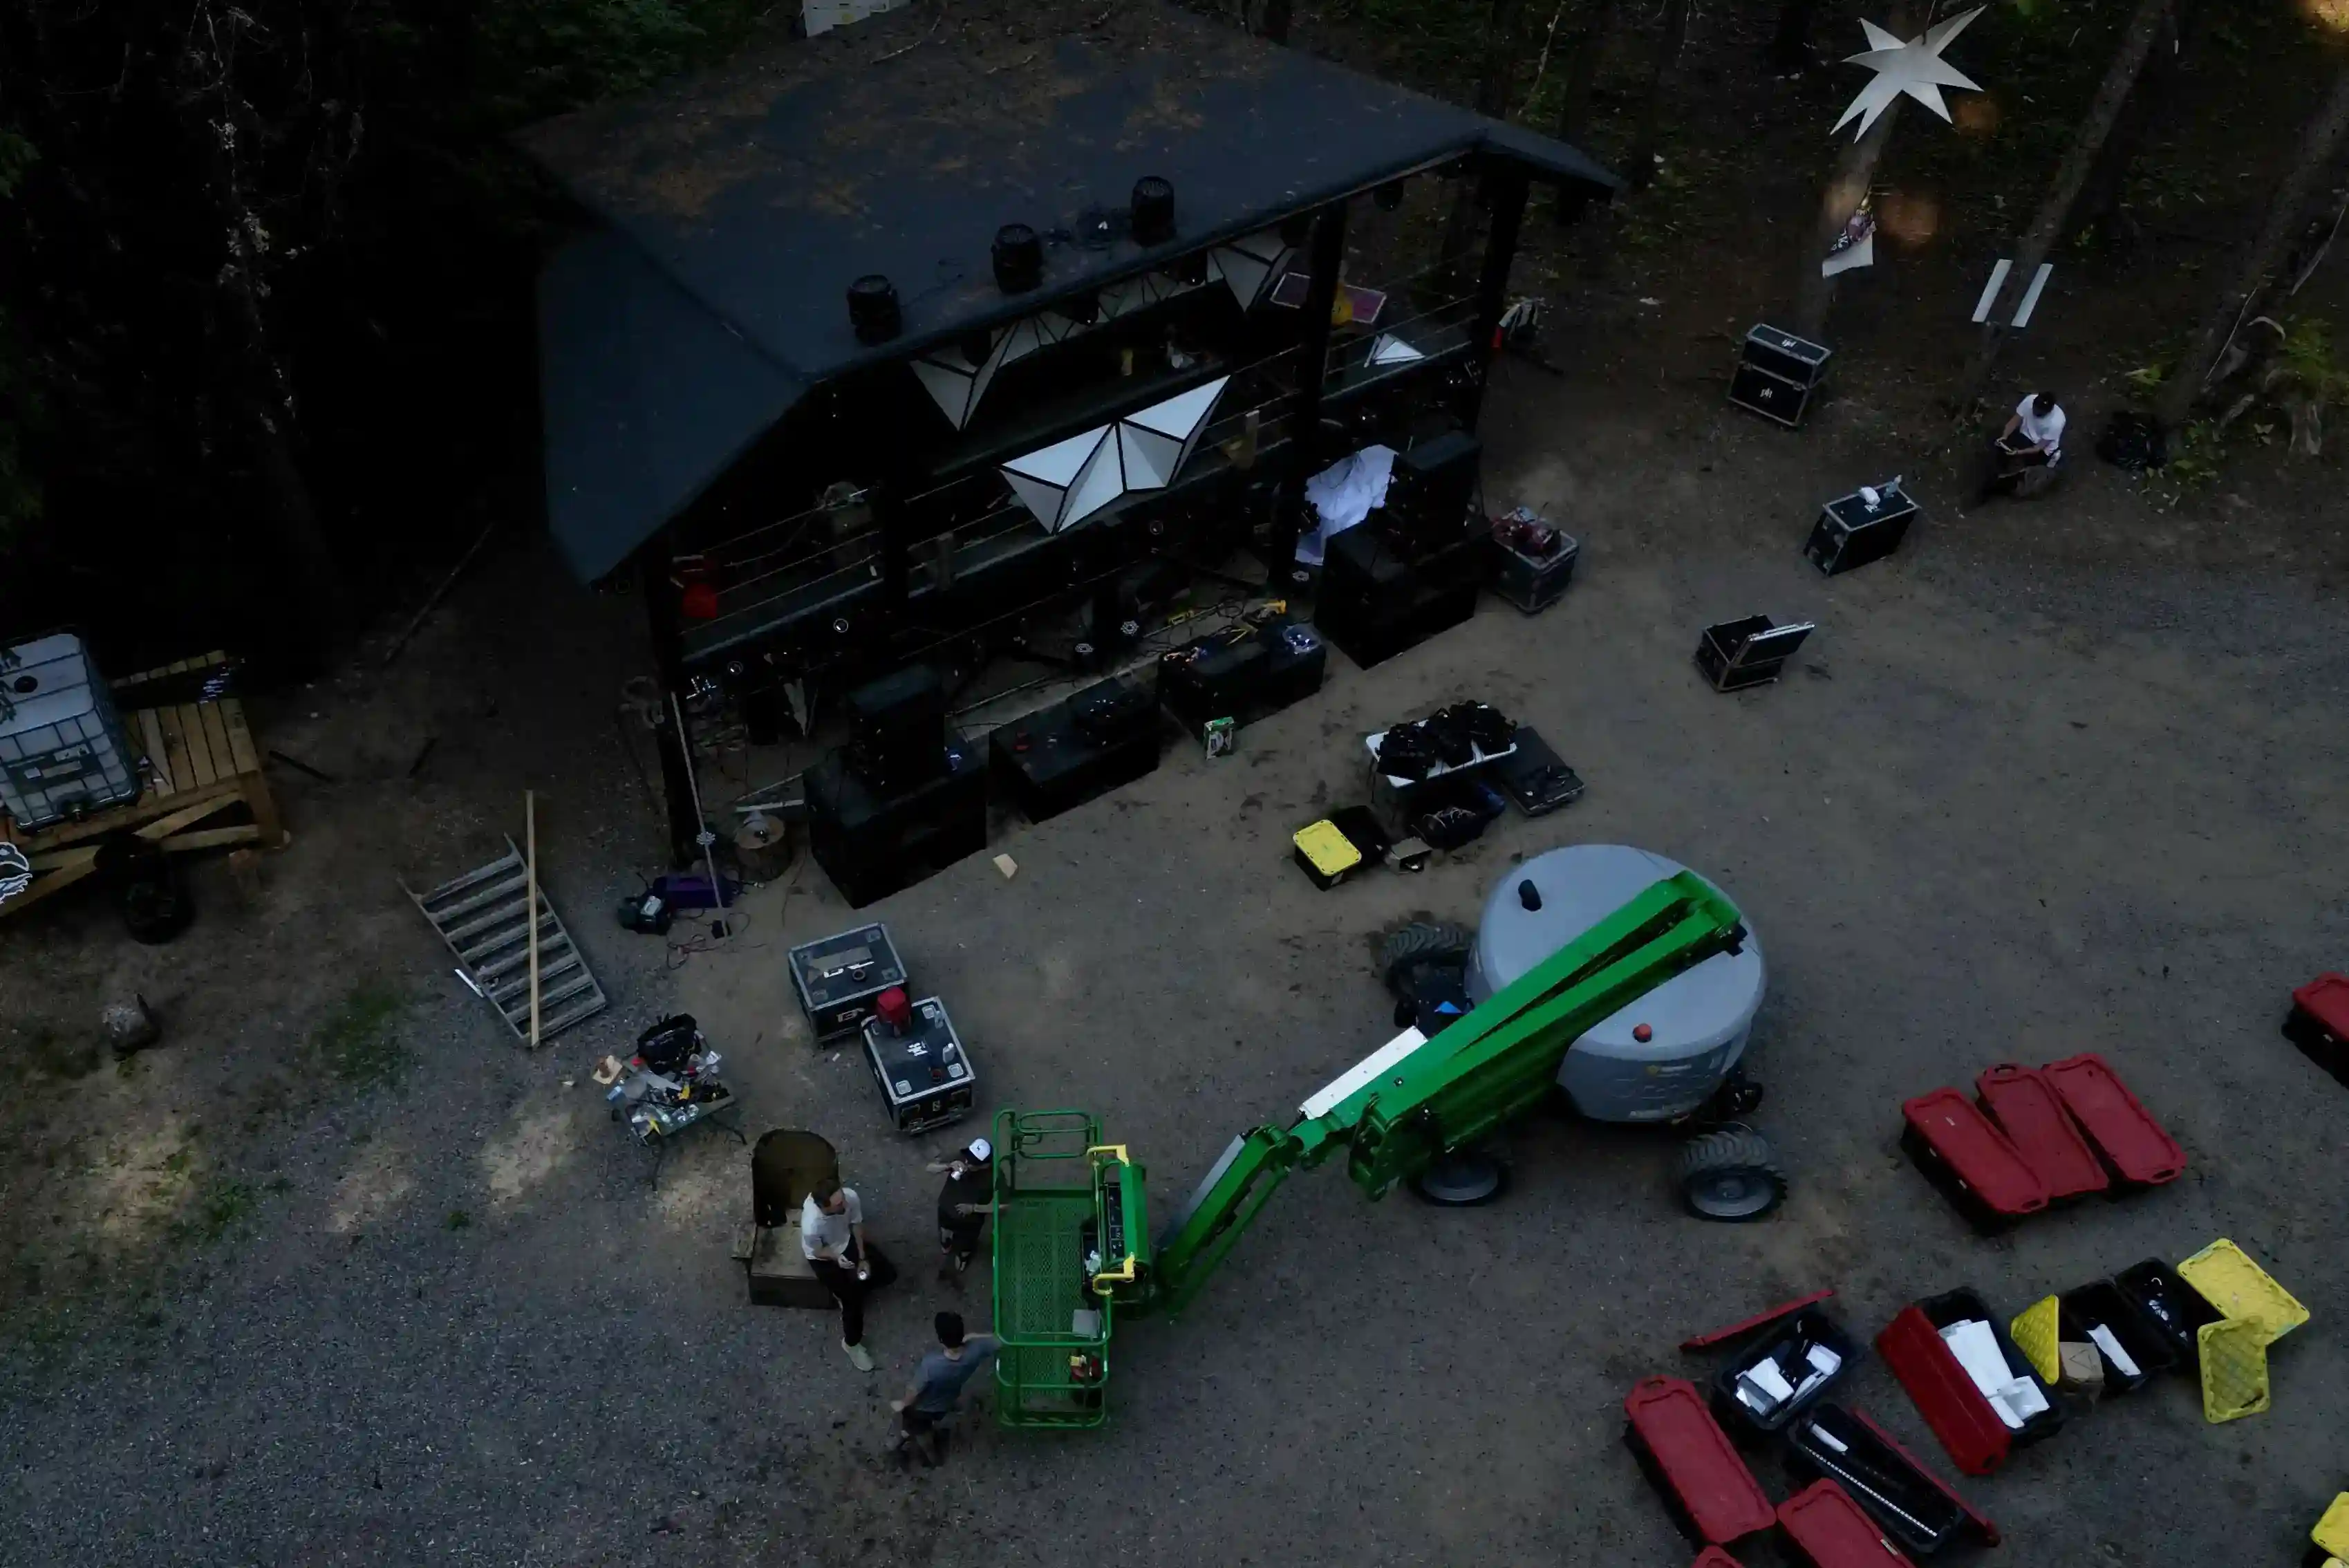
(3, 377, 2345, 1567)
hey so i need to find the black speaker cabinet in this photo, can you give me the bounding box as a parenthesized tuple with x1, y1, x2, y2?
(805, 731, 986, 907)
(1806, 487, 1918, 576)
(990, 676, 1163, 822)
(845, 664, 946, 791)
(1383, 431, 1482, 554)
(1316, 527, 1482, 669)
(1158, 618, 1328, 734)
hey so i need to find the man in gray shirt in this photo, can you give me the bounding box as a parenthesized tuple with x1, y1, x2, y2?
(890, 1312, 998, 1466)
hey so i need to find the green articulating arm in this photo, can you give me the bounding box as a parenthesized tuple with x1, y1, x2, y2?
(1145, 872, 1746, 1314)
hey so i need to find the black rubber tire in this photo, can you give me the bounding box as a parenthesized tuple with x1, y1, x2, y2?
(1674, 1127, 1787, 1222)
(1411, 1152, 1510, 1206)
(1379, 920, 1473, 995)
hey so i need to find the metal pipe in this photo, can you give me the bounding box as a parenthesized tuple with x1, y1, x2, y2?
(671, 691, 731, 942)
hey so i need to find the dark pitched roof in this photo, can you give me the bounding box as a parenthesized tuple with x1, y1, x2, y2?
(525, 1, 1619, 581)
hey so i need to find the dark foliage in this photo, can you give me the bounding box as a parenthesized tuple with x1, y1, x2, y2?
(0, 0, 765, 675)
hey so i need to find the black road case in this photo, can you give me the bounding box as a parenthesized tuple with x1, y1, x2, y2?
(787, 924, 910, 1038)
(1806, 486, 1918, 576)
(1487, 512, 1579, 614)
(862, 996, 975, 1134)
(1729, 325, 1832, 429)
(1696, 616, 1817, 692)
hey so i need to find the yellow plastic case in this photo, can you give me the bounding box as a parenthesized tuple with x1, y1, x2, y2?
(1292, 820, 1363, 889)
(2196, 1317, 2271, 1423)
(2178, 1239, 2310, 1344)
(2009, 1295, 2061, 1385)
(2313, 1493, 2349, 1558)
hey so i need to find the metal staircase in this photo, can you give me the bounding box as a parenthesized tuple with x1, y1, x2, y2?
(405, 837, 607, 1043)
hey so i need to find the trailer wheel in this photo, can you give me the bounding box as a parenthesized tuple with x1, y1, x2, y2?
(1674, 1127, 1786, 1221)
(1379, 921, 1473, 996)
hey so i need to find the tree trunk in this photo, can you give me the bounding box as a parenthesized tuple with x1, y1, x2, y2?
(2070, 0, 2192, 242)
(1550, 0, 1617, 221)
(2156, 64, 2349, 430)
(1439, 0, 1531, 286)
(1954, 0, 2175, 413)
(1790, 0, 1920, 337)
(184, 2, 350, 659)
(1627, 0, 1694, 192)
(1260, 0, 1293, 44)
(1554, 0, 1617, 144)
(1770, 0, 1819, 73)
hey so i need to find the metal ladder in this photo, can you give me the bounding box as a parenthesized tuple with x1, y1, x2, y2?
(405, 837, 607, 1044)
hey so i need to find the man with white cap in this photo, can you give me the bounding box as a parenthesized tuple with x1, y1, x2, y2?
(926, 1137, 994, 1286)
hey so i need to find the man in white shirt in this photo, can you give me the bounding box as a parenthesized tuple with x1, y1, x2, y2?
(803, 1177, 892, 1370)
(1985, 392, 2066, 498)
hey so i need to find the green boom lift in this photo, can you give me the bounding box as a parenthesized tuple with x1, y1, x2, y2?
(987, 870, 1751, 1428)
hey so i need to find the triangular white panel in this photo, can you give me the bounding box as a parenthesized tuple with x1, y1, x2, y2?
(1060, 439, 1126, 528)
(1003, 472, 1073, 525)
(1124, 375, 1228, 440)
(998, 317, 1048, 366)
(1367, 334, 1425, 366)
(1001, 424, 1119, 532)
(1002, 424, 1105, 487)
(1116, 424, 1184, 489)
(1212, 230, 1291, 310)
(911, 331, 1017, 428)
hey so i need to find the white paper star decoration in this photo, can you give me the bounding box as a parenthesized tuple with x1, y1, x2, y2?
(1834, 7, 1984, 139)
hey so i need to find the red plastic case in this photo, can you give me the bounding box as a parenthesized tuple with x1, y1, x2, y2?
(1900, 1088, 2051, 1220)
(1975, 1063, 2108, 1200)
(2041, 1053, 2184, 1185)
(1623, 1376, 1777, 1544)
(1778, 1480, 1915, 1567)
(2292, 972, 2349, 1044)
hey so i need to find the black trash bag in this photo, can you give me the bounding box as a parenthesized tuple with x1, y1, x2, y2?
(93, 832, 191, 945)
(2097, 411, 2167, 474)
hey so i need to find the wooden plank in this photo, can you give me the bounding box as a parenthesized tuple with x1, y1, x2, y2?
(175, 706, 218, 787)
(135, 708, 176, 794)
(219, 698, 261, 777)
(0, 857, 98, 917)
(6, 774, 239, 855)
(154, 707, 195, 792)
(238, 769, 286, 850)
(197, 702, 236, 783)
(135, 792, 240, 842)
(160, 824, 263, 853)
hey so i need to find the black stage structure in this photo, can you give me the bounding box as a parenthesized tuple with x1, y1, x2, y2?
(524, 0, 1619, 864)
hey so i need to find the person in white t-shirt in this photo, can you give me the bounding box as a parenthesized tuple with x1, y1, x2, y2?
(803, 1177, 894, 1370)
(2003, 393, 2066, 463)
(1983, 392, 2067, 499)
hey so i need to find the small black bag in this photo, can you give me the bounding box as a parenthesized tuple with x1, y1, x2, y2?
(635, 1014, 701, 1074)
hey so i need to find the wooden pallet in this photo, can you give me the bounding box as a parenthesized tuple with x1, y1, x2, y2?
(0, 651, 288, 917)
